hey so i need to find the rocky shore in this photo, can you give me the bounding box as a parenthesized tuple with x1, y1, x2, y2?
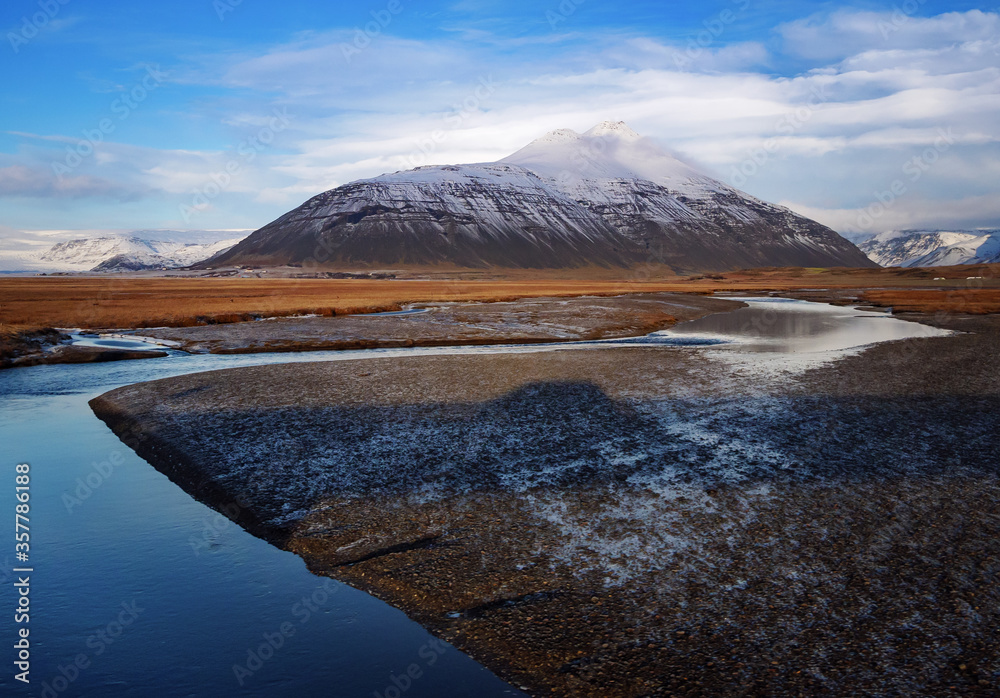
(0, 327, 168, 369)
(89, 305, 1000, 696)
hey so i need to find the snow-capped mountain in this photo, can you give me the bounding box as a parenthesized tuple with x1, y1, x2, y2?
(207, 121, 874, 271)
(858, 230, 1000, 267)
(13, 233, 247, 272)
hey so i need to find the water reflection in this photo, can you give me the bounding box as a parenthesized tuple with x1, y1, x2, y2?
(661, 297, 948, 353)
(0, 357, 525, 698)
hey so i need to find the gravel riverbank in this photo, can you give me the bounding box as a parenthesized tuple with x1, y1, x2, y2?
(90, 305, 1000, 696)
(139, 293, 739, 354)
(0, 327, 168, 369)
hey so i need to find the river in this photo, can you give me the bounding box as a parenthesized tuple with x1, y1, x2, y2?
(0, 298, 948, 696)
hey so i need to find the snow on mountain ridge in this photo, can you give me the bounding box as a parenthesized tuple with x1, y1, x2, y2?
(41, 237, 157, 266)
(585, 120, 642, 140)
(209, 120, 875, 271)
(532, 128, 581, 144)
(29, 235, 246, 272)
(859, 229, 1000, 267)
(501, 120, 709, 193)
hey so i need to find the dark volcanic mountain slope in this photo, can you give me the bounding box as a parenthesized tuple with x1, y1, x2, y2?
(209, 121, 874, 271)
(212, 164, 643, 269)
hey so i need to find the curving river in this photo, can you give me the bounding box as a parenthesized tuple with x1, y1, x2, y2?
(0, 298, 949, 697)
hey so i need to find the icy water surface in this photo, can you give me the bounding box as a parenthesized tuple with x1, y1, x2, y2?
(71, 335, 169, 350)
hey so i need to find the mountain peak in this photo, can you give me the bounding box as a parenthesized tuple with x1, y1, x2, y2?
(501, 121, 707, 192)
(535, 128, 581, 143)
(584, 121, 641, 140)
(205, 120, 876, 272)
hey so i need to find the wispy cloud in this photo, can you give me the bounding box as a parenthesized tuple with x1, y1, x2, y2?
(779, 9, 1000, 62)
(0, 165, 149, 200)
(784, 194, 1000, 234)
(2, 7, 998, 235)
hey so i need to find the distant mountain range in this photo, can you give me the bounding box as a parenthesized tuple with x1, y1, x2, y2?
(41, 236, 242, 272)
(857, 230, 1000, 267)
(206, 121, 874, 272)
(0, 231, 248, 273)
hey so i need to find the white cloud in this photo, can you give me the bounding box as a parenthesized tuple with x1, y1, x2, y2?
(778, 9, 1000, 62)
(0, 165, 148, 200)
(783, 194, 1000, 234)
(4, 9, 999, 235)
(607, 37, 771, 73)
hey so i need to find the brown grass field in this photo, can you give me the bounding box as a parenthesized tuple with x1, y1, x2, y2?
(1, 263, 998, 330)
(861, 288, 1000, 314)
(0, 277, 695, 329)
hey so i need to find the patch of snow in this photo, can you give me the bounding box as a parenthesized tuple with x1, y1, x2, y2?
(0, 231, 249, 272)
(859, 229, 1000, 267)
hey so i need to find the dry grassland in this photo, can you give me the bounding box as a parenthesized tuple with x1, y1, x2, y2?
(2, 262, 998, 329)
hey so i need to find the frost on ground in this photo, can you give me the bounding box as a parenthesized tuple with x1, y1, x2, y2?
(90, 312, 1000, 697)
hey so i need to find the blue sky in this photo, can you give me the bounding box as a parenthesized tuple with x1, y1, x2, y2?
(1, 0, 998, 242)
